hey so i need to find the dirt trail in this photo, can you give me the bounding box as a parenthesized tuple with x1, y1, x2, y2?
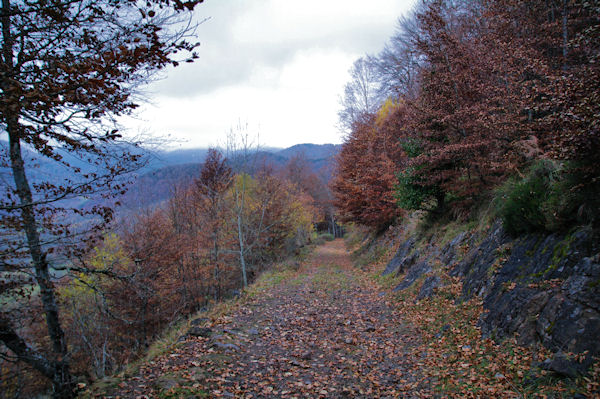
(105, 240, 425, 398)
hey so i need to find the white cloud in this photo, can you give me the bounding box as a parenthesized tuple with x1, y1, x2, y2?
(126, 0, 416, 149)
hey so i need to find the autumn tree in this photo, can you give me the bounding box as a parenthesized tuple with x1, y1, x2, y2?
(166, 184, 204, 308)
(486, 0, 600, 169)
(249, 169, 315, 263)
(397, 1, 525, 215)
(193, 148, 234, 299)
(0, 0, 201, 396)
(281, 154, 339, 235)
(225, 126, 261, 288)
(338, 57, 383, 132)
(59, 211, 187, 381)
(332, 102, 404, 230)
(118, 209, 184, 348)
(335, 0, 598, 231)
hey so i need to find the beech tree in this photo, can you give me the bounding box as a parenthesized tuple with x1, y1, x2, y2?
(336, 0, 598, 229)
(332, 103, 404, 230)
(0, 0, 201, 396)
(489, 0, 600, 169)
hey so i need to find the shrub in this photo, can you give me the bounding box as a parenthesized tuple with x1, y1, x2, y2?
(319, 233, 335, 242)
(496, 161, 556, 235)
(543, 162, 600, 230)
(496, 160, 600, 235)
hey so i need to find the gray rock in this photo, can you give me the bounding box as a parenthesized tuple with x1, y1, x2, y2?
(564, 257, 600, 312)
(453, 221, 510, 298)
(416, 275, 441, 301)
(481, 288, 552, 347)
(396, 250, 420, 277)
(188, 326, 212, 338)
(463, 224, 600, 373)
(440, 231, 468, 265)
(541, 352, 586, 378)
(213, 342, 239, 351)
(382, 238, 416, 276)
(223, 327, 241, 335)
(390, 221, 599, 377)
(393, 261, 431, 292)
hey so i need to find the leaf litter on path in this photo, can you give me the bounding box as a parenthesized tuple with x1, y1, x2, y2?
(101, 239, 430, 398)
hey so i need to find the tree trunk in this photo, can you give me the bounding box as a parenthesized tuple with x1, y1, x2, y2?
(237, 214, 248, 288)
(562, 0, 568, 70)
(213, 233, 221, 300)
(2, 1, 74, 395)
(6, 122, 75, 399)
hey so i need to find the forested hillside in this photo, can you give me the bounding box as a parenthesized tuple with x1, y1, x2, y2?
(118, 143, 340, 210)
(331, 0, 600, 395)
(1, 0, 598, 397)
(333, 0, 599, 232)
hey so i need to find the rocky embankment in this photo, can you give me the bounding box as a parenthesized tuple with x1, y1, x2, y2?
(384, 222, 599, 377)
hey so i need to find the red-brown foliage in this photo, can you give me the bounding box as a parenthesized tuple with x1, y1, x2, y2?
(488, 0, 600, 167)
(332, 111, 404, 229)
(335, 0, 599, 225)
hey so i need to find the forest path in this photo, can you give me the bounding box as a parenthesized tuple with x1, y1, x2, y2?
(107, 239, 425, 398)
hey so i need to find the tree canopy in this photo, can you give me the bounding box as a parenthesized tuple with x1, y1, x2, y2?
(333, 0, 599, 227)
(0, 0, 201, 396)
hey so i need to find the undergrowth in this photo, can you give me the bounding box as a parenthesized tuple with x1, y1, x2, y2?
(495, 160, 600, 235)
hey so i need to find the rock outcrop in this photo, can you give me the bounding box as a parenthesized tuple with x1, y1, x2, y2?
(383, 237, 417, 276)
(386, 221, 600, 375)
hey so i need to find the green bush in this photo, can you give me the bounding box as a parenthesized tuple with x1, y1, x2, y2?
(319, 233, 335, 241)
(496, 160, 600, 235)
(394, 167, 442, 212)
(496, 161, 555, 234)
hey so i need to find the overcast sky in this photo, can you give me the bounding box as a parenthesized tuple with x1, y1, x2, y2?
(123, 0, 415, 150)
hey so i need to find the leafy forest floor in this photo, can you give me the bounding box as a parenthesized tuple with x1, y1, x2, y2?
(92, 239, 428, 398)
(90, 238, 598, 398)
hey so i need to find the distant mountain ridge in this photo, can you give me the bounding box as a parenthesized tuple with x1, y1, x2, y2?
(1, 140, 340, 233)
(147, 143, 340, 168)
(119, 143, 340, 211)
(276, 143, 339, 161)
(0, 140, 339, 181)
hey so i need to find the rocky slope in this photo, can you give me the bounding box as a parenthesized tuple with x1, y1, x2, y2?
(384, 221, 600, 378)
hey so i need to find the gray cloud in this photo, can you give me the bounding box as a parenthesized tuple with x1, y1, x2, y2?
(125, 0, 417, 149)
(151, 0, 414, 98)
